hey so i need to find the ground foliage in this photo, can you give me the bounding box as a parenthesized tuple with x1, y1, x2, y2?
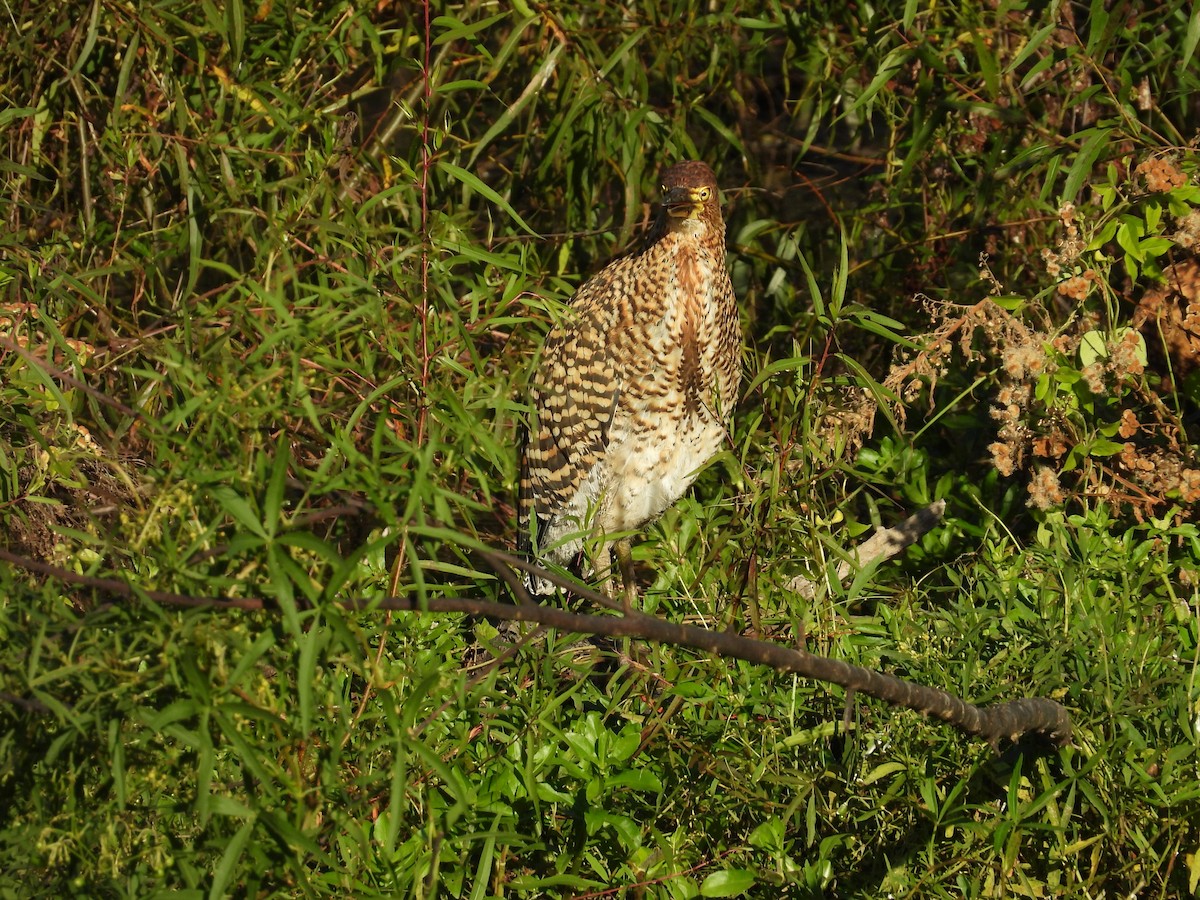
(1, 0, 1199, 896)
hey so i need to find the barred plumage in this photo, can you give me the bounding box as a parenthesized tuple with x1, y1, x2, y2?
(519, 161, 741, 604)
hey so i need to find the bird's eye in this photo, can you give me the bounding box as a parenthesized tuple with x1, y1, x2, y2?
(660, 184, 667, 194)
(697, 187, 711, 201)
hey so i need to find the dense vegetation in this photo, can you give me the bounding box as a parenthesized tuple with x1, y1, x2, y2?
(2, 0, 1198, 896)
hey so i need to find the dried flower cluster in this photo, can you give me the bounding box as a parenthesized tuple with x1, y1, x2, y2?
(1173, 210, 1200, 250)
(1027, 466, 1065, 509)
(1132, 257, 1200, 381)
(1135, 157, 1189, 193)
(1040, 201, 1085, 280)
(811, 386, 879, 463)
(885, 207, 1198, 518)
(883, 295, 1043, 421)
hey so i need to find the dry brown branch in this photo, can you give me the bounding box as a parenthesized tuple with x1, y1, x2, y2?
(788, 501, 947, 598)
(0, 543, 1072, 752)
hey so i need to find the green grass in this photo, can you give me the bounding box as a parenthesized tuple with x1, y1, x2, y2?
(2, 1, 1199, 896)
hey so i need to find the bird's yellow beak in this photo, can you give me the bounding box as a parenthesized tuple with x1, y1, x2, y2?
(662, 185, 709, 218)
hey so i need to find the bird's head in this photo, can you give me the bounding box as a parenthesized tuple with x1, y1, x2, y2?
(658, 161, 723, 237)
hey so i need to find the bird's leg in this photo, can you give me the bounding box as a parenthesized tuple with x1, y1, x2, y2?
(613, 537, 637, 614)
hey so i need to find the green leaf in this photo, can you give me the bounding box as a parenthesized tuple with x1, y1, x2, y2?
(66, 0, 101, 78)
(846, 305, 916, 346)
(1061, 128, 1112, 203)
(296, 623, 325, 734)
(797, 249, 825, 318)
(1183, 5, 1200, 72)
(700, 869, 756, 896)
(225, 0, 245, 65)
(432, 12, 509, 47)
(436, 79, 490, 93)
(973, 31, 999, 97)
(1116, 218, 1145, 260)
(606, 769, 662, 793)
(748, 818, 782, 850)
(784, 720, 839, 747)
(669, 680, 717, 700)
(744, 354, 811, 395)
(0, 106, 36, 129)
(1138, 236, 1174, 258)
(209, 818, 257, 900)
(596, 26, 648, 80)
(263, 436, 289, 536)
(210, 486, 267, 540)
(1079, 330, 1108, 367)
(1085, 438, 1126, 457)
(851, 47, 911, 116)
(1144, 200, 1162, 232)
(1009, 22, 1059, 75)
(1088, 216, 1119, 249)
(439, 160, 538, 236)
(862, 761, 908, 786)
(990, 295, 1028, 311)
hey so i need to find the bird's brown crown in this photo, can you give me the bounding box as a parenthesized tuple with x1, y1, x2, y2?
(659, 160, 719, 192)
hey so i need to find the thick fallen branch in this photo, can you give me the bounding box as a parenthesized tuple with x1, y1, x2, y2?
(476, 548, 1071, 751)
(1, 544, 1072, 751)
(789, 500, 947, 597)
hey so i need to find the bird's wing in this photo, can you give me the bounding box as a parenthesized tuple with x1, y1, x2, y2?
(520, 245, 670, 543)
(525, 280, 623, 513)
